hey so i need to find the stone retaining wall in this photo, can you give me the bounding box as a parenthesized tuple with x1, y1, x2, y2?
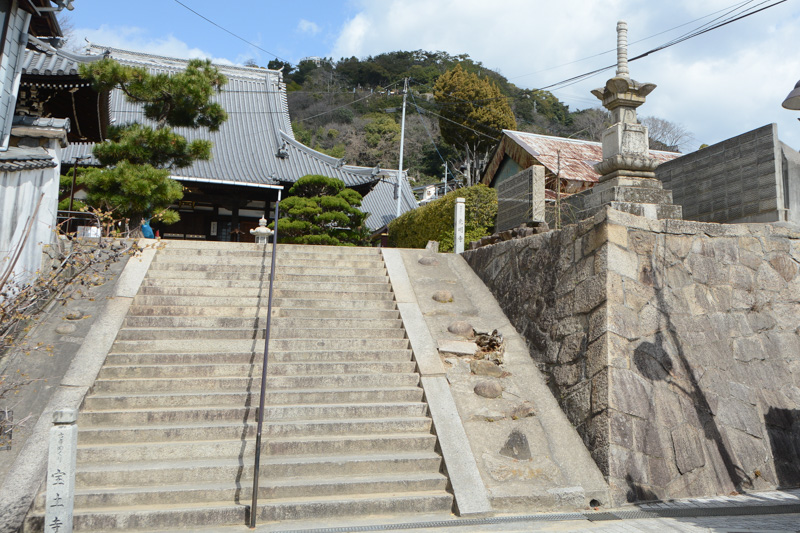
(464, 207, 800, 504)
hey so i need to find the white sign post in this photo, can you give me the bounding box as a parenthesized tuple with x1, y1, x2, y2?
(455, 197, 465, 254)
(45, 409, 78, 533)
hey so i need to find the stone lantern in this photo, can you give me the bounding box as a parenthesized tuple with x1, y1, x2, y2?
(250, 216, 273, 244)
(561, 21, 683, 222)
(591, 21, 659, 182)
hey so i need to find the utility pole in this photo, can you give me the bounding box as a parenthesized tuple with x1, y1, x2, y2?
(443, 163, 448, 196)
(395, 77, 408, 217)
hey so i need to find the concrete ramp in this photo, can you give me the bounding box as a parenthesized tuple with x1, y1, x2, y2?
(383, 248, 609, 512)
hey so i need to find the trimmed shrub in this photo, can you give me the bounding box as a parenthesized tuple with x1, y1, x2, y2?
(388, 184, 496, 251)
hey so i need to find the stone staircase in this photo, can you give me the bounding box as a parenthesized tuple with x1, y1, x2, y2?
(26, 241, 453, 530)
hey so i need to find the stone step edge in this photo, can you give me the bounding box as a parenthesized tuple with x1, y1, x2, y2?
(45, 489, 450, 514)
(71, 471, 446, 496)
(80, 401, 426, 414)
(77, 432, 436, 447)
(84, 386, 422, 399)
(76, 451, 443, 473)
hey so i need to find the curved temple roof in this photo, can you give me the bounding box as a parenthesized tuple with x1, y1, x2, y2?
(56, 46, 416, 229)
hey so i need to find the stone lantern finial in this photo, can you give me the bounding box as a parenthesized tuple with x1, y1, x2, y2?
(616, 20, 629, 78)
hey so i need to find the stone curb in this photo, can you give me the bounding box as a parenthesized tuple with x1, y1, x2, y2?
(0, 239, 155, 533)
(381, 248, 492, 517)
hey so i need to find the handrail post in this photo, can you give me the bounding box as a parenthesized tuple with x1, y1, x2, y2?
(249, 191, 281, 529)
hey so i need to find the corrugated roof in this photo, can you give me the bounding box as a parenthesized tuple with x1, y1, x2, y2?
(483, 130, 681, 186)
(0, 145, 56, 171)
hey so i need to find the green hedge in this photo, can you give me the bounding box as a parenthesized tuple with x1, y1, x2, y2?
(388, 184, 497, 251)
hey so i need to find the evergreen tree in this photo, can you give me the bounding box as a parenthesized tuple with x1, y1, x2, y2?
(433, 64, 516, 186)
(77, 58, 228, 226)
(275, 175, 369, 246)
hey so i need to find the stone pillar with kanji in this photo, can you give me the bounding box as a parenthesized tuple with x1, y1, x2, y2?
(44, 409, 78, 533)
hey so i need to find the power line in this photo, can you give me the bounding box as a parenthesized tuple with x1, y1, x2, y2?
(409, 92, 448, 167)
(171, 0, 290, 65)
(510, 0, 756, 81)
(298, 80, 403, 122)
(537, 0, 787, 94)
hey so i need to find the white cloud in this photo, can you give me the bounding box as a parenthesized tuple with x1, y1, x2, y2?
(73, 25, 234, 65)
(329, 0, 800, 151)
(297, 19, 321, 36)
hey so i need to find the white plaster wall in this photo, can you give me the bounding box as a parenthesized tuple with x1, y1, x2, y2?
(0, 160, 60, 287)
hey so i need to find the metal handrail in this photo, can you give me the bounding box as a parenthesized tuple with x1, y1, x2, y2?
(249, 196, 280, 528)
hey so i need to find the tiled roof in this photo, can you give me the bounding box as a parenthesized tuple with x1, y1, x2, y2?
(0, 145, 56, 171)
(61, 45, 415, 229)
(484, 130, 681, 185)
(64, 47, 393, 188)
(22, 40, 105, 78)
(361, 176, 417, 231)
(12, 115, 70, 129)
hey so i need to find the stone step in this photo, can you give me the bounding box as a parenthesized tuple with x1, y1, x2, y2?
(155, 240, 382, 255)
(51, 472, 448, 509)
(103, 349, 413, 366)
(90, 373, 420, 394)
(121, 316, 403, 330)
(126, 305, 401, 319)
(80, 402, 428, 425)
(113, 326, 407, 341)
(97, 361, 416, 380)
(108, 337, 410, 354)
(149, 256, 385, 269)
(78, 416, 433, 444)
(137, 281, 391, 297)
(154, 247, 382, 261)
(76, 433, 439, 463)
(140, 272, 389, 287)
(73, 452, 443, 487)
(25, 492, 453, 531)
(141, 265, 386, 279)
(83, 387, 424, 410)
(132, 291, 395, 307)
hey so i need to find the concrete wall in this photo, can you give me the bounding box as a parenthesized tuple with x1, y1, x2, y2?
(464, 207, 800, 505)
(781, 141, 800, 226)
(656, 124, 786, 224)
(495, 165, 545, 232)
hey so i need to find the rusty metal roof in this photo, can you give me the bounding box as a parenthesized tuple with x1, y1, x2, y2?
(483, 130, 680, 186)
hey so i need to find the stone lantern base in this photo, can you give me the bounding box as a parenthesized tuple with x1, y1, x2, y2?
(563, 176, 682, 222)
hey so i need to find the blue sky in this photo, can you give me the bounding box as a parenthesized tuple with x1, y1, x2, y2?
(62, 0, 800, 152)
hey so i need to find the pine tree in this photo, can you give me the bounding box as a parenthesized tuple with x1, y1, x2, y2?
(77, 58, 228, 227)
(275, 175, 369, 246)
(433, 64, 516, 186)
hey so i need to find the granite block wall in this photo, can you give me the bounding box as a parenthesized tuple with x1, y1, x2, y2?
(464, 207, 800, 505)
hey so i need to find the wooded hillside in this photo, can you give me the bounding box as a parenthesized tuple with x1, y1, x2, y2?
(270, 50, 681, 190)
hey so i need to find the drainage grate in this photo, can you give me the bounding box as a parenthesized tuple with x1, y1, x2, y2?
(584, 503, 800, 521)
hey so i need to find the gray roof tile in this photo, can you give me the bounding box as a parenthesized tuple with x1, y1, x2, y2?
(61, 46, 416, 230)
(0, 145, 56, 171)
